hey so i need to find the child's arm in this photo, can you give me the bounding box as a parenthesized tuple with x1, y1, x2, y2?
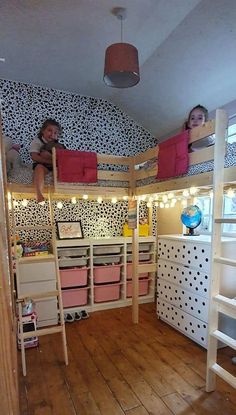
(30, 151, 53, 165)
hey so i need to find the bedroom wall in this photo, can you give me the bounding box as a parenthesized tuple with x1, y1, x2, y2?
(0, 79, 156, 164)
(0, 79, 157, 238)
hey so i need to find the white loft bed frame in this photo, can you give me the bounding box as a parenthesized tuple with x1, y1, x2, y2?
(5, 110, 236, 324)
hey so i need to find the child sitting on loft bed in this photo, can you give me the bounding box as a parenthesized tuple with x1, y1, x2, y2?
(29, 118, 65, 203)
(184, 104, 215, 152)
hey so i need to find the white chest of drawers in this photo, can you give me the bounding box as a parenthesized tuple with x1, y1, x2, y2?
(157, 235, 236, 348)
(16, 256, 58, 327)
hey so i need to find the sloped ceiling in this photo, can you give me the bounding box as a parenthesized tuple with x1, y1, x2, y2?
(0, 0, 236, 138)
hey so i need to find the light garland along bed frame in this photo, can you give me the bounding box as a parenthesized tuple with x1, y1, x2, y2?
(6, 110, 236, 325)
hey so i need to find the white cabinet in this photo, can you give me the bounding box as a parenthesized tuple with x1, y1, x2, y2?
(16, 256, 58, 327)
(56, 236, 156, 313)
(156, 235, 236, 348)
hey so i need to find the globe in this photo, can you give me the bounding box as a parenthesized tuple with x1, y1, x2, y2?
(181, 205, 202, 236)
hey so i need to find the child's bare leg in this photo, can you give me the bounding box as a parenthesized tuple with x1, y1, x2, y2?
(33, 164, 48, 202)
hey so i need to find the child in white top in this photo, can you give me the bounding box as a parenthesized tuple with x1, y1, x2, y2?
(29, 119, 62, 202)
(185, 105, 215, 152)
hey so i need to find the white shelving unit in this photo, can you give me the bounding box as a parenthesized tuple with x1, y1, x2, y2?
(56, 236, 156, 313)
(157, 234, 236, 348)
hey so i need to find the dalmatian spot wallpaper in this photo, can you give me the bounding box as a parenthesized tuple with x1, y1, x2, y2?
(11, 199, 156, 241)
(1, 78, 157, 238)
(0, 79, 156, 163)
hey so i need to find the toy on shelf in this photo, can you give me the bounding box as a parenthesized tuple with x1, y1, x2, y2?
(17, 299, 39, 350)
(22, 241, 50, 257)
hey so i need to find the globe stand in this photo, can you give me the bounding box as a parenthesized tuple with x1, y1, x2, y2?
(183, 227, 200, 236)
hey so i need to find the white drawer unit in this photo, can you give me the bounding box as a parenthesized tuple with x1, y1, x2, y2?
(17, 258, 58, 327)
(157, 235, 236, 348)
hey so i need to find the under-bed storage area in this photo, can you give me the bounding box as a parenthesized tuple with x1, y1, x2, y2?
(56, 237, 156, 312)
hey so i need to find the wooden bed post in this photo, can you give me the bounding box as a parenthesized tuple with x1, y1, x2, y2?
(129, 156, 139, 323)
(132, 199, 139, 323)
(0, 116, 20, 414)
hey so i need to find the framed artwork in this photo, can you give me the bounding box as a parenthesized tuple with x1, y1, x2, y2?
(56, 221, 84, 240)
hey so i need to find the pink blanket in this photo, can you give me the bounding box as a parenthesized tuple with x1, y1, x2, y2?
(56, 149, 97, 183)
(157, 130, 189, 179)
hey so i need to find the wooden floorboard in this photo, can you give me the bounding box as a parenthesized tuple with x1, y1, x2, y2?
(18, 303, 236, 415)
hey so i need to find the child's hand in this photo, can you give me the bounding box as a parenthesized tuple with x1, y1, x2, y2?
(40, 150, 52, 162)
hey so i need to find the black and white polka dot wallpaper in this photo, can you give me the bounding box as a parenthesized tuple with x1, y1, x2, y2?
(1, 79, 157, 238)
(10, 198, 156, 241)
(0, 79, 157, 164)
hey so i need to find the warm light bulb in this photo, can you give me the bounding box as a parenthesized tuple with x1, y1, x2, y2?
(190, 186, 198, 195)
(140, 195, 146, 201)
(147, 202, 151, 208)
(21, 199, 28, 207)
(183, 190, 189, 197)
(165, 203, 170, 208)
(154, 202, 159, 207)
(172, 198, 177, 204)
(148, 196, 153, 202)
(160, 202, 164, 208)
(193, 197, 198, 205)
(123, 196, 128, 201)
(162, 195, 168, 203)
(227, 188, 235, 198)
(13, 200, 18, 208)
(97, 196, 103, 204)
(181, 199, 187, 207)
(168, 192, 174, 199)
(71, 197, 76, 204)
(57, 201, 63, 209)
(83, 194, 88, 200)
(209, 190, 213, 198)
(111, 197, 117, 204)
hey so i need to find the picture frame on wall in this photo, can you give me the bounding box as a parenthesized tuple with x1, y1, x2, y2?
(56, 221, 84, 240)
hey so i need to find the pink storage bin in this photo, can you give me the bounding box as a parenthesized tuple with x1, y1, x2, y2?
(93, 264, 121, 284)
(60, 267, 88, 288)
(62, 287, 88, 308)
(126, 279, 149, 298)
(94, 283, 121, 303)
(126, 263, 149, 280)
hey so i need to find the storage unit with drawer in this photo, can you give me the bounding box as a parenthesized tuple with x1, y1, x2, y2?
(57, 245, 90, 309)
(16, 256, 58, 327)
(157, 235, 236, 348)
(56, 236, 157, 313)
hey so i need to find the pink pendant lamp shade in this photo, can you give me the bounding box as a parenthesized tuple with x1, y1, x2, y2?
(104, 42, 140, 88)
(103, 7, 140, 88)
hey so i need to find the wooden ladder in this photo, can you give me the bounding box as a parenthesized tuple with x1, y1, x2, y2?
(11, 191, 68, 376)
(206, 109, 236, 391)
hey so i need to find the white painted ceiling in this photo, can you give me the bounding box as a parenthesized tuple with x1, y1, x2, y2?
(1, 0, 236, 138)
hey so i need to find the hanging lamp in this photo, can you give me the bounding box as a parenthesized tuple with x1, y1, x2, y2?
(103, 7, 140, 88)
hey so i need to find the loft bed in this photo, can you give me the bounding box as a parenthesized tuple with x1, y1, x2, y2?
(6, 110, 236, 200)
(4, 109, 236, 325)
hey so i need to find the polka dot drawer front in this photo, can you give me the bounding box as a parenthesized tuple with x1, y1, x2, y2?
(158, 259, 209, 298)
(158, 239, 210, 272)
(156, 299, 208, 347)
(157, 279, 209, 321)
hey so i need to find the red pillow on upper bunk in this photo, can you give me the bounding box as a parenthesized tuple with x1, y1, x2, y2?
(56, 149, 97, 183)
(157, 130, 189, 179)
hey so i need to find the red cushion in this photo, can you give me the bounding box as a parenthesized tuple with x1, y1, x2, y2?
(157, 130, 189, 179)
(56, 149, 97, 183)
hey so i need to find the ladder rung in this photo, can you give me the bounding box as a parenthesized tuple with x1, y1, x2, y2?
(18, 290, 59, 300)
(211, 363, 236, 389)
(215, 218, 236, 223)
(214, 256, 236, 267)
(213, 294, 236, 318)
(211, 329, 236, 349)
(22, 325, 63, 339)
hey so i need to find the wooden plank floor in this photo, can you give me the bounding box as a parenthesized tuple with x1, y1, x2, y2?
(18, 303, 236, 415)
